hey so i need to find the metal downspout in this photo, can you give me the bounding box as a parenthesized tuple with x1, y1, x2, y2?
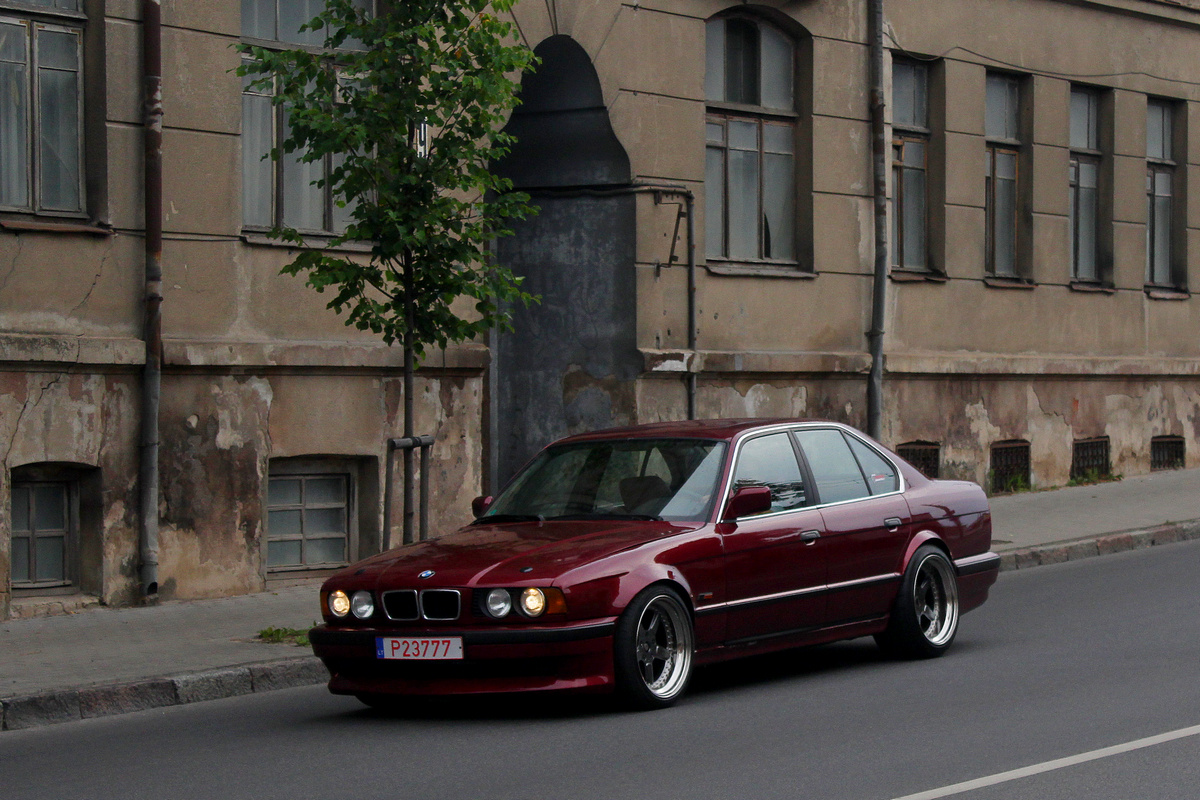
(138, 0, 162, 597)
(867, 0, 888, 440)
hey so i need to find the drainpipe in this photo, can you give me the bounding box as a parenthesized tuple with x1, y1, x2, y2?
(138, 0, 163, 597)
(866, 0, 888, 441)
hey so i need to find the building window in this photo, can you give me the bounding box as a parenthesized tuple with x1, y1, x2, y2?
(0, 4, 84, 216)
(985, 73, 1021, 278)
(1070, 88, 1102, 283)
(1146, 99, 1179, 289)
(10, 480, 72, 588)
(897, 441, 940, 479)
(891, 59, 929, 271)
(1070, 437, 1111, 482)
(1151, 435, 1185, 471)
(990, 439, 1030, 493)
(266, 472, 352, 570)
(705, 15, 796, 264)
(240, 0, 372, 234)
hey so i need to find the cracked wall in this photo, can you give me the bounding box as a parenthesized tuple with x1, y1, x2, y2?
(0, 369, 141, 616)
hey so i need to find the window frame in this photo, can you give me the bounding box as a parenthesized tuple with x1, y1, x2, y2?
(239, 0, 374, 237)
(984, 72, 1025, 280)
(890, 58, 930, 272)
(1145, 97, 1182, 291)
(1069, 87, 1104, 285)
(0, 3, 87, 219)
(704, 13, 802, 272)
(10, 477, 78, 592)
(264, 459, 359, 575)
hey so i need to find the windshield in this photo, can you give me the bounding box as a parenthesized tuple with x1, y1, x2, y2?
(483, 439, 728, 523)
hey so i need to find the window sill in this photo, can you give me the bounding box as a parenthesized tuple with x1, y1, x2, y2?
(240, 232, 373, 253)
(0, 218, 112, 236)
(1145, 286, 1190, 301)
(1069, 281, 1115, 295)
(890, 269, 947, 284)
(983, 276, 1036, 290)
(704, 259, 814, 279)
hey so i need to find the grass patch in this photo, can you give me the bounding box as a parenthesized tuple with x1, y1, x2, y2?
(258, 625, 312, 647)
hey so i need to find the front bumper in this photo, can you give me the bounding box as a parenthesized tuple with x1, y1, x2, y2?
(310, 619, 617, 697)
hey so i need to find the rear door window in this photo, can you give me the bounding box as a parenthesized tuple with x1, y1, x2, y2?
(793, 428, 870, 504)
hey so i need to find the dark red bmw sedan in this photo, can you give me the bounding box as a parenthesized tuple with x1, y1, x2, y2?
(309, 419, 999, 709)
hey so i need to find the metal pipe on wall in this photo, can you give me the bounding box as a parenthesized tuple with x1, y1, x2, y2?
(866, 0, 888, 441)
(383, 435, 435, 550)
(138, 0, 163, 598)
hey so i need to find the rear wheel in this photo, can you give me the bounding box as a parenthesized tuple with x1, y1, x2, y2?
(614, 587, 694, 709)
(876, 544, 959, 659)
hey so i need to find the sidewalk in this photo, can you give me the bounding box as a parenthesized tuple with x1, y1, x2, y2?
(3, 466, 1199, 731)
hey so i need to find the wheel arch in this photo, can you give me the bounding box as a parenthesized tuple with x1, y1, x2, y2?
(900, 530, 952, 574)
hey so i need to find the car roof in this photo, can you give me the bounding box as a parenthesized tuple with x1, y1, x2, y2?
(554, 418, 833, 444)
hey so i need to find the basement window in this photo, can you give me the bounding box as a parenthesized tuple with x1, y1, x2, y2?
(1151, 435, 1185, 471)
(896, 441, 940, 479)
(10, 479, 74, 589)
(266, 469, 352, 571)
(989, 439, 1030, 493)
(1070, 437, 1111, 482)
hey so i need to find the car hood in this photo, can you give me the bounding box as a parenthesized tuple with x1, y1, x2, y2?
(353, 519, 700, 588)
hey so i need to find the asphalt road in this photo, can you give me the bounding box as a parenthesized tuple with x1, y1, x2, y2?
(5, 540, 1200, 800)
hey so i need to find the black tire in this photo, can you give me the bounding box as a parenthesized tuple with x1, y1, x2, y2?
(875, 544, 960, 659)
(614, 586, 695, 709)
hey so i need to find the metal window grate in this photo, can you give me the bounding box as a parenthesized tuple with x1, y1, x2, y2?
(990, 440, 1030, 493)
(1151, 436, 1185, 471)
(897, 442, 940, 479)
(1071, 437, 1111, 481)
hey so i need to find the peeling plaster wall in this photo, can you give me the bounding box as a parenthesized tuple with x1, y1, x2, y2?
(152, 370, 484, 603)
(0, 370, 141, 615)
(885, 377, 1200, 488)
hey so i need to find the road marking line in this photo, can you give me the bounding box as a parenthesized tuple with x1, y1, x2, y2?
(892, 723, 1200, 800)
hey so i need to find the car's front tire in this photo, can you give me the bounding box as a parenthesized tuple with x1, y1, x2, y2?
(876, 544, 960, 659)
(614, 586, 695, 709)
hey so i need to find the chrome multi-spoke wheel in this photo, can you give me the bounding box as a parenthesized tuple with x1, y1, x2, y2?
(913, 551, 959, 647)
(876, 544, 960, 658)
(615, 587, 694, 708)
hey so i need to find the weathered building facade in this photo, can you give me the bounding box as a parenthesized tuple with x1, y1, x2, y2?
(2, 0, 1198, 617)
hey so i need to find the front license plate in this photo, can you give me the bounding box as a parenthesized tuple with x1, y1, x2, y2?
(376, 636, 464, 660)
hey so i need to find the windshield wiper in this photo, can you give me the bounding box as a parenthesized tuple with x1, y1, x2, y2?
(545, 513, 663, 522)
(472, 513, 545, 524)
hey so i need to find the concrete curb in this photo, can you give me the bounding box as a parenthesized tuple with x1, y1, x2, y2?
(997, 519, 1200, 571)
(5, 520, 1200, 732)
(1, 655, 326, 732)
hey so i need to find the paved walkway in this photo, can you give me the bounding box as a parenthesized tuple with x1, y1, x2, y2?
(3, 467, 1199, 731)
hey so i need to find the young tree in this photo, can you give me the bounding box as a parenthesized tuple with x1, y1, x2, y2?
(238, 0, 537, 544)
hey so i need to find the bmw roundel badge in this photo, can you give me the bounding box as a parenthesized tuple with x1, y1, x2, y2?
(418, 569, 435, 580)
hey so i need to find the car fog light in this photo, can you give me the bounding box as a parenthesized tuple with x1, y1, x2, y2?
(329, 589, 350, 618)
(486, 588, 512, 618)
(351, 590, 374, 619)
(520, 587, 546, 617)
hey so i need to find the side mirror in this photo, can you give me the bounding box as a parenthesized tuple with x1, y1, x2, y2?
(722, 485, 772, 521)
(472, 495, 494, 518)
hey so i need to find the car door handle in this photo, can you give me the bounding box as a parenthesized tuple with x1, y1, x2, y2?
(884, 517, 903, 532)
(800, 530, 821, 544)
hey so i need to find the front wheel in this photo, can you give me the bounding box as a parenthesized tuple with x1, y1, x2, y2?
(876, 545, 960, 659)
(614, 587, 695, 709)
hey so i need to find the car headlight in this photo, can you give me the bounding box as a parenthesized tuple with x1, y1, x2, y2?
(351, 590, 374, 619)
(329, 589, 350, 618)
(485, 588, 513, 618)
(520, 587, 546, 617)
